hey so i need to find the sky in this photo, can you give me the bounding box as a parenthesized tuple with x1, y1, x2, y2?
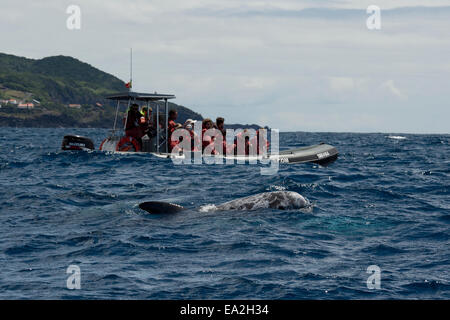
(0, 0, 449, 133)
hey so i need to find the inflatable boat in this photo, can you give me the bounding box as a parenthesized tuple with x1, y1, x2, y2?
(277, 143, 338, 165)
(62, 137, 338, 166)
(205, 143, 338, 165)
(61, 91, 339, 166)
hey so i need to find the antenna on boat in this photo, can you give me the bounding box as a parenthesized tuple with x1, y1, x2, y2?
(129, 48, 133, 92)
(124, 48, 133, 91)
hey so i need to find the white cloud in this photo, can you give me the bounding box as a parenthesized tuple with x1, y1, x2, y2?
(0, 1, 449, 132)
(381, 80, 407, 100)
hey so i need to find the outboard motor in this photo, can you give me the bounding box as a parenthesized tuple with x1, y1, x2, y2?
(61, 135, 94, 151)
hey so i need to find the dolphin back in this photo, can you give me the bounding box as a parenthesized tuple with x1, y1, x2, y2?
(216, 191, 308, 211)
(139, 201, 185, 214)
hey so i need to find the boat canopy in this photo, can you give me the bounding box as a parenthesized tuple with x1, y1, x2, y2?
(106, 90, 176, 153)
(105, 91, 175, 101)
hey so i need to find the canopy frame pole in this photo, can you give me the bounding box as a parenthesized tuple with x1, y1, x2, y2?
(156, 104, 160, 153)
(123, 98, 131, 131)
(112, 100, 120, 135)
(165, 98, 168, 153)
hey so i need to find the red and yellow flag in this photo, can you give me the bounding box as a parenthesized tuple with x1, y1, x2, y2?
(125, 81, 132, 89)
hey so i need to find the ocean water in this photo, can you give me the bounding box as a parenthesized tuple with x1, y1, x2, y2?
(0, 128, 448, 299)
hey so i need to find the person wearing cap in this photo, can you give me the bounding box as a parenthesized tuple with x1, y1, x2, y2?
(184, 119, 194, 128)
(184, 119, 201, 151)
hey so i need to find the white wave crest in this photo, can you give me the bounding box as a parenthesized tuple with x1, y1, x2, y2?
(388, 135, 407, 140)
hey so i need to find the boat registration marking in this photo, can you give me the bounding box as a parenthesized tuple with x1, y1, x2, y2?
(317, 151, 330, 159)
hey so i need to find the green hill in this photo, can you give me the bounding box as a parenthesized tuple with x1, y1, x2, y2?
(0, 52, 203, 127)
(0, 53, 124, 105)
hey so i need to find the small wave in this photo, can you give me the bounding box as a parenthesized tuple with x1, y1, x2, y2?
(402, 280, 450, 293)
(387, 135, 407, 140)
(361, 244, 406, 256)
(439, 214, 450, 223)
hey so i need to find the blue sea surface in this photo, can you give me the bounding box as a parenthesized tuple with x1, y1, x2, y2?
(0, 128, 448, 299)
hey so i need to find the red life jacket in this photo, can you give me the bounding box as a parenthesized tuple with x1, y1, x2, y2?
(190, 130, 201, 152)
(225, 142, 236, 155)
(250, 131, 270, 155)
(168, 120, 177, 134)
(235, 131, 251, 155)
(202, 128, 217, 154)
(173, 129, 200, 153)
(167, 120, 180, 152)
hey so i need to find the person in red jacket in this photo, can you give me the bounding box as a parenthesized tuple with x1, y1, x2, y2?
(202, 118, 219, 155)
(250, 128, 270, 155)
(168, 110, 178, 132)
(181, 119, 201, 152)
(213, 117, 228, 154)
(125, 104, 143, 142)
(215, 117, 226, 136)
(234, 129, 251, 155)
(168, 109, 182, 152)
(221, 129, 231, 155)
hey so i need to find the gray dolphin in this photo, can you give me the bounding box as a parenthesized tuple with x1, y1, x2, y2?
(139, 191, 309, 214)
